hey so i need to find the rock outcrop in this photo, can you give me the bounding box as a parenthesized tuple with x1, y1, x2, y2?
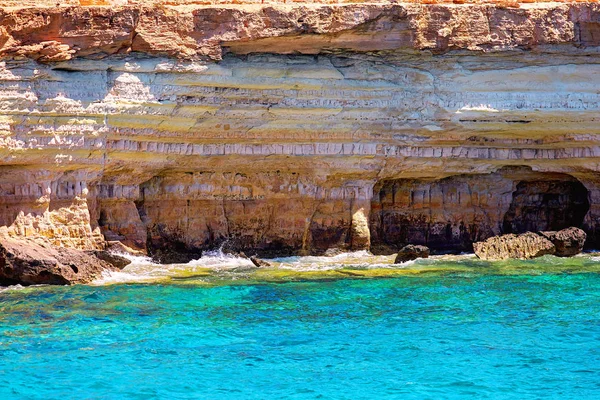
(84, 250, 132, 269)
(0, 236, 119, 285)
(473, 227, 587, 260)
(249, 255, 271, 268)
(539, 227, 587, 257)
(394, 245, 430, 264)
(0, 1, 599, 261)
(473, 232, 556, 261)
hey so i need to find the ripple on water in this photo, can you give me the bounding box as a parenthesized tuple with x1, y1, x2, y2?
(1, 258, 600, 398)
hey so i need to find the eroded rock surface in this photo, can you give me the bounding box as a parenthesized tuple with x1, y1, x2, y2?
(394, 244, 430, 264)
(0, 1, 598, 261)
(0, 1, 598, 61)
(539, 227, 587, 257)
(0, 236, 117, 285)
(473, 232, 556, 261)
(473, 227, 587, 260)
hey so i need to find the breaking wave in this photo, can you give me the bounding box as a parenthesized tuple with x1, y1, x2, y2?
(92, 249, 462, 285)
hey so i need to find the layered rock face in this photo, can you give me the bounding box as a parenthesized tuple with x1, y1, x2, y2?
(1, 1, 600, 258)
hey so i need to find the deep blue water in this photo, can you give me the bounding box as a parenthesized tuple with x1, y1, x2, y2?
(1, 273, 600, 399)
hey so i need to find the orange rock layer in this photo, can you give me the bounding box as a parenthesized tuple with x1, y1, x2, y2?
(0, 2, 599, 61)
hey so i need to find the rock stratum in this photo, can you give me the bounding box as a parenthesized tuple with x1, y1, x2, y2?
(0, 0, 599, 260)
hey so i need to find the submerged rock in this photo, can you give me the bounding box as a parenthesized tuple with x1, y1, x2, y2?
(538, 227, 587, 257)
(395, 245, 430, 263)
(474, 232, 556, 261)
(0, 236, 117, 286)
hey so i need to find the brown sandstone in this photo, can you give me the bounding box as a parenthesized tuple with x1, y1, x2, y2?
(0, 235, 119, 285)
(0, 1, 597, 266)
(473, 232, 556, 260)
(538, 227, 587, 257)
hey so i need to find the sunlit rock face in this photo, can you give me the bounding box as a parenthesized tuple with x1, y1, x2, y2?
(1, 1, 600, 257)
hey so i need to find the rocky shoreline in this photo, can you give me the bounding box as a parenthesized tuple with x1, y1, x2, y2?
(0, 1, 599, 282)
(0, 236, 130, 285)
(0, 226, 589, 286)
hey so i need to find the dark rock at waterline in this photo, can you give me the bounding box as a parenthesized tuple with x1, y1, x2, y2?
(0, 236, 116, 286)
(250, 255, 271, 268)
(84, 250, 131, 269)
(538, 227, 586, 257)
(395, 245, 430, 263)
(237, 252, 271, 267)
(150, 249, 203, 264)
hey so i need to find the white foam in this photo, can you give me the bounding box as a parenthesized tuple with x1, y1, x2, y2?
(186, 248, 254, 269)
(93, 248, 255, 285)
(91, 249, 467, 285)
(272, 251, 396, 271)
(0, 284, 25, 292)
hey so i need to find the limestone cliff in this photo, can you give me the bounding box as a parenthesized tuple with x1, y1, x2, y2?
(1, 0, 600, 258)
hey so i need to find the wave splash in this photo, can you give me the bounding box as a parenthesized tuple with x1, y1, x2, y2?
(93, 248, 256, 285)
(93, 249, 403, 285)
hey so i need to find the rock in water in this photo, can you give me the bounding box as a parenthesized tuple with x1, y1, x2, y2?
(395, 245, 430, 263)
(106, 241, 146, 257)
(538, 227, 586, 257)
(250, 255, 271, 268)
(0, 237, 116, 286)
(473, 232, 556, 261)
(84, 250, 132, 270)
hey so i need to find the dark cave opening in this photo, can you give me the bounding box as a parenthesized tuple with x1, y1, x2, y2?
(369, 169, 591, 254)
(502, 180, 590, 234)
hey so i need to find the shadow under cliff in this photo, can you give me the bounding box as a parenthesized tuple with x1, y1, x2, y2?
(369, 166, 591, 254)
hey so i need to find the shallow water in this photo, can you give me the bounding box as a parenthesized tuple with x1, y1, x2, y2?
(2, 252, 600, 399)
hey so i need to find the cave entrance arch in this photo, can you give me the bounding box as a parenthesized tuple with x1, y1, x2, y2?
(502, 179, 589, 234)
(369, 167, 591, 254)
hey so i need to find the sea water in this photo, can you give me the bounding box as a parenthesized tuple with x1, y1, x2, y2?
(1, 252, 600, 399)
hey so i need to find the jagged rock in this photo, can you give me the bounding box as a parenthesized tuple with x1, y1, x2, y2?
(106, 241, 146, 257)
(150, 248, 203, 264)
(473, 232, 556, 261)
(236, 252, 270, 267)
(84, 250, 131, 270)
(0, 237, 116, 286)
(538, 227, 587, 257)
(394, 245, 430, 263)
(250, 256, 271, 268)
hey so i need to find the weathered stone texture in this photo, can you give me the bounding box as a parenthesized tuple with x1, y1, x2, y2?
(0, 2, 598, 258)
(473, 232, 556, 261)
(0, 235, 117, 285)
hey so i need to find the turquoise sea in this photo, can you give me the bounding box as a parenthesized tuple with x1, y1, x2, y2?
(1, 252, 600, 399)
